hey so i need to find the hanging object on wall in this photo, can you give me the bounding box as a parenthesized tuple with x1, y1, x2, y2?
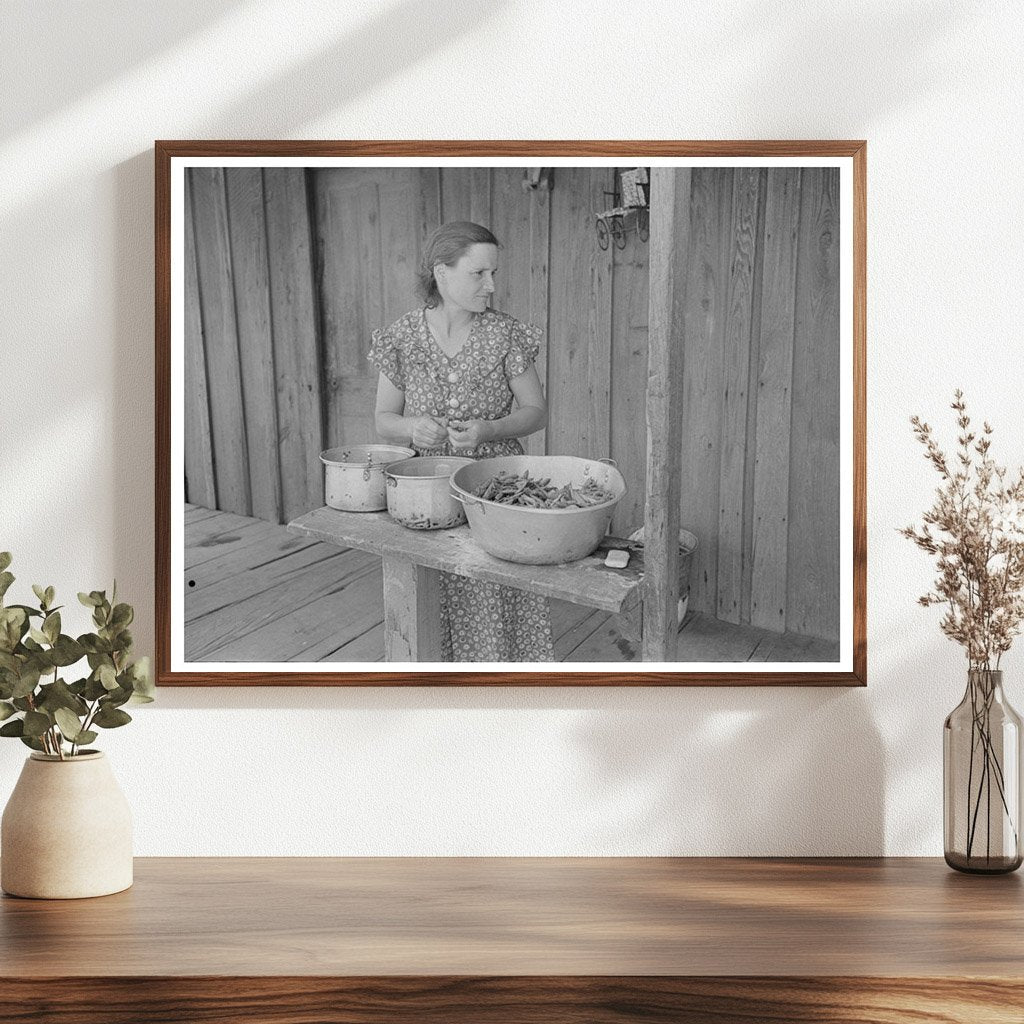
(522, 168, 552, 192)
(595, 167, 650, 250)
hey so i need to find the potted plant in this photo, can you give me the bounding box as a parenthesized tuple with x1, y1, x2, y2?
(0, 552, 153, 898)
(902, 392, 1024, 873)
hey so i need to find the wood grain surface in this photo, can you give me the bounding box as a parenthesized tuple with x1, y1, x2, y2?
(157, 140, 868, 157)
(288, 508, 645, 613)
(750, 168, 801, 633)
(717, 167, 761, 626)
(642, 166, 689, 661)
(787, 167, 841, 641)
(182, 176, 217, 511)
(263, 168, 324, 524)
(185, 505, 837, 665)
(189, 167, 251, 516)
(1, 976, 1022, 1024)
(1, 858, 1020, 1023)
(226, 166, 283, 524)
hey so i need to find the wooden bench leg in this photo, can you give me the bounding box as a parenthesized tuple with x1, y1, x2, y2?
(381, 554, 443, 662)
(616, 588, 643, 644)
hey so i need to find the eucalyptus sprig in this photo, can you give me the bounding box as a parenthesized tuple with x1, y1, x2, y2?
(0, 552, 153, 759)
(901, 391, 1024, 671)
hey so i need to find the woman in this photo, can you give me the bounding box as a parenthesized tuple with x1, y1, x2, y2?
(369, 221, 554, 661)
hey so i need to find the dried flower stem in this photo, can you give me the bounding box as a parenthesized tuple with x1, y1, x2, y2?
(901, 391, 1024, 670)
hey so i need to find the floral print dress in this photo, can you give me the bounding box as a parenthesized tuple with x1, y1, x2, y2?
(369, 307, 555, 662)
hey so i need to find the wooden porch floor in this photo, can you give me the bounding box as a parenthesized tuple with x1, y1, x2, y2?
(185, 506, 839, 664)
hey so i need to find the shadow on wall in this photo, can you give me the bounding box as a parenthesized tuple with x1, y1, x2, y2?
(570, 687, 885, 855)
(721, 1, 975, 132)
(143, 682, 885, 856)
(0, 1, 246, 138)
(2, 0, 506, 142)
(873, 626, 981, 857)
(194, 0, 505, 138)
(110, 0, 504, 657)
(113, 151, 158, 664)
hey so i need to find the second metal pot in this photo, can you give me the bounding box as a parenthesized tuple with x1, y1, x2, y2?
(385, 456, 476, 529)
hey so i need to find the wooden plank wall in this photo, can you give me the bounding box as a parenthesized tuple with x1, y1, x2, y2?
(183, 165, 643, 528)
(446, 167, 647, 524)
(183, 165, 838, 641)
(313, 168, 441, 468)
(678, 168, 840, 643)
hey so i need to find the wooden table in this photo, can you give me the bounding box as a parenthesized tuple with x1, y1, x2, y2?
(2, 858, 1021, 1023)
(289, 507, 645, 661)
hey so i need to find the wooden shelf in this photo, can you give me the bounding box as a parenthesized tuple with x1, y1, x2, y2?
(2, 857, 1022, 1022)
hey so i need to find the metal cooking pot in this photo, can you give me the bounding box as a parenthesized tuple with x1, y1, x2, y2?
(320, 444, 416, 512)
(450, 455, 627, 564)
(385, 456, 475, 530)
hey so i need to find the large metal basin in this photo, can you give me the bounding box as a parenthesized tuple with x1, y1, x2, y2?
(450, 455, 626, 564)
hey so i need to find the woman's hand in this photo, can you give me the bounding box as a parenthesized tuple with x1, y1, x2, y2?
(410, 415, 449, 449)
(448, 419, 493, 449)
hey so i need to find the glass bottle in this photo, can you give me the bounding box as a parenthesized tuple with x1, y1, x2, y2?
(944, 669, 1022, 873)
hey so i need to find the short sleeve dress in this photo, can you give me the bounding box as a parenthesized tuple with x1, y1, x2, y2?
(369, 307, 555, 662)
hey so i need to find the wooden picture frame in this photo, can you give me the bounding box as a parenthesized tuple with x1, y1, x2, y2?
(156, 141, 866, 686)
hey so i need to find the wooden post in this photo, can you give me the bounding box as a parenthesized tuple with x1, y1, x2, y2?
(642, 168, 691, 662)
(381, 555, 443, 662)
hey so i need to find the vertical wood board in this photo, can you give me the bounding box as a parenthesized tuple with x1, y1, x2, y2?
(786, 167, 841, 641)
(526, 180, 551, 457)
(225, 168, 282, 523)
(309, 173, 345, 448)
(716, 169, 760, 623)
(678, 169, 732, 615)
(379, 175, 421, 325)
(741, 170, 769, 627)
(589, 167, 614, 460)
(546, 167, 614, 460)
(333, 378, 381, 455)
(489, 169, 550, 455)
(264, 168, 324, 523)
(609, 223, 649, 537)
(489, 169, 531, 320)
(469, 167, 491, 227)
(440, 168, 490, 226)
(182, 175, 216, 510)
(314, 169, 437, 452)
(750, 169, 801, 632)
(188, 168, 251, 516)
(315, 175, 381, 377)
(417, 168, 443, 254)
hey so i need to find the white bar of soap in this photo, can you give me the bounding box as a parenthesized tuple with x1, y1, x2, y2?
(604, 549, 630, 569)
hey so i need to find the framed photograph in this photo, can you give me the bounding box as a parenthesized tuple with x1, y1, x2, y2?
(156, 141, 866, 686)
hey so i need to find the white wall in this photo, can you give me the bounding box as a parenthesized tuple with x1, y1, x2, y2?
(2, 0, 1022, 855)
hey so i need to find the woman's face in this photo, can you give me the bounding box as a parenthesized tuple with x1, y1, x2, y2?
(435, 243, 498, 313)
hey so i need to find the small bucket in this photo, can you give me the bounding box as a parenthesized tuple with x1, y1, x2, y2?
(677, 529, 698, 622)
(628, 527, 699, 623)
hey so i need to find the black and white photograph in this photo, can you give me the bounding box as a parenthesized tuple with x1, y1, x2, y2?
(159, 147, 863, 683)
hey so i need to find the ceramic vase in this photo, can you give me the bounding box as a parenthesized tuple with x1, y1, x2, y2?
(1, 751, 133, 898)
